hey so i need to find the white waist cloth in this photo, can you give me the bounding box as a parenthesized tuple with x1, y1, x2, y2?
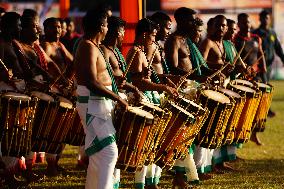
(76, 85, 116, 155)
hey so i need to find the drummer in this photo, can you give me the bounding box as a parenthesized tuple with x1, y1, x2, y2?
(0, 12, 27, 187)
(41, 17, 74, 93)
(74, 9, 128, 189)
(126, 17, 178, 189)
(234, 13, 266, 145)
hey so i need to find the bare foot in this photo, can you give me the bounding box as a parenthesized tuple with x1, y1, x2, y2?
(250, 132, 263, 145)
(198, 173, 213, 181)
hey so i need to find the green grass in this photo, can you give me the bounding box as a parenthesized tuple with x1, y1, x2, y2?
(29, 80, 284, 188)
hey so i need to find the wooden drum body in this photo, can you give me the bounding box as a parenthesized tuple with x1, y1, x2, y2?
(31, 92, 75, 154)
(114, 106, 154, 172)
(195, 90, 233, 149)
(155, 102, 195, 170)
(0, 92, 36, 157)
(218, 88, 245, 145)
(227, 84, 261, 143)
(253, 82, 273, 132)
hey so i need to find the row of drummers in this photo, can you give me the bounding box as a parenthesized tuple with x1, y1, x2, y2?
(113, 78, 273, 172)
(0, 90, 85, 158)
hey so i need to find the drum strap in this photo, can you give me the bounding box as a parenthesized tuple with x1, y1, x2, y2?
(224, 40, 237, 80)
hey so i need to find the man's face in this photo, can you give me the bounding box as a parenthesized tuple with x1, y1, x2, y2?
(117, 26, 125, 48)
(226, 23, 237, 40)
(191, 25, 203, 44)
(145, 29, 157, 46)
(158, 20, 171, 41)
(67, 21, 74, 34)
(28, 18, 41, 42)
(101, 18, 108, 40)
(10, 19, 21, 40)
(45, 20, 62, 41)
(214, 18, 227, 38)
(238, 16, 251, 33)
(61, 21, 67, 37)
(260, 14, 271, 27)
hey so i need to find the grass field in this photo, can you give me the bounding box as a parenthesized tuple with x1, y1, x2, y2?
(29, 80, 284, 189)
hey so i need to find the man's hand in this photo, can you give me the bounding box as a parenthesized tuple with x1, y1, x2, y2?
(163, 85, 179, 98)
(117, 97, 128, 111)
(116, 76, 127, 88)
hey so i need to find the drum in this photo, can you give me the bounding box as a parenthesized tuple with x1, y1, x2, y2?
(218, 88, 246, 145)
(0, 92, 36, 157)
(179, 79, 200, 100)
(31, 92, 75, 154)
(231, 79, 254, 88)
(65, 110, 85, 146)
(253, 82, 273, 132)
(176, 97, 209, 158)
(114, 106, 154, 172)
(227, 84, 261, 143)
(195, 90, 234, 149)
(155, 102, 195, 170)
(139, 101, 172, 165)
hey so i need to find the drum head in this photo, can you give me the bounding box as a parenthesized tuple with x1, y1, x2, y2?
(257, 82, 271, 90)
(218, 88, 241, 98)
(31, 91, 54, 102)
(180, 97, 205, 111)
(3, 92, 31, 101)
(169, 102, 195, 119)
(203, 90, 230, 104)
(58, 96, 73, 109)
(231, 84, 256, 93)
(140, 101, 163, 112)
(128, 106, 154, 120)
(232, 79, 254, 87)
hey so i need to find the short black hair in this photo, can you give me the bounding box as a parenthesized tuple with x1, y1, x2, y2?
(22, 9, 38, 18)
(21, 14, 36, 29)
(43, 17, 60, 29)
(82, 9, 108, 35)
(135, 17, 159, 38)
(174, 7, 196, 24)
(0, 12, 20, 31)
(238, 13, 249, 23)
(259, 9, 270, 18)
(227, 19, 236, 27)
(107, 16, 125, 35)
(193, 17, 203, 27)
(214, 14, 227, 22)
(64, 17, 72, 25)
(150, 11, 171, 27)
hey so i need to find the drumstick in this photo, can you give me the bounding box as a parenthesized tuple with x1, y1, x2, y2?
(122, 49, 138, 78)
(0, 58, 9, 72)
(176, 60, 208, 90)
(232, 42, 246, 66)
(242, 48, 253, 62)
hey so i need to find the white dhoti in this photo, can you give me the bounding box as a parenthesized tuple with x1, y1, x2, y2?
(194, 146, 213, 173)
(77, 85, 118, 189)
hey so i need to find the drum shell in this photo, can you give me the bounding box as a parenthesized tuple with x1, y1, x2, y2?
(195, 90, 233, 149)
(155, 102, 195, 169)
(32, 97, 75, 154)
(65, 110, 86, 146)
(0, 94, 36, 157)
(114, 107, 154, 172)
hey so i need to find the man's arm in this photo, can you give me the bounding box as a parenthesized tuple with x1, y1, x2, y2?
(199, 38, 212, 61)
(165, 36, 180, 69)
(273, 32, 284, 63)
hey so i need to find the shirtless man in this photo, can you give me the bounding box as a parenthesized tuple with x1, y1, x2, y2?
(41, 17, 74, 83)
(126, 18, 178, 189)
(164, 7, 197, 76)
(234, 13, 266, 146)
(101, 16, 140, 95)
(0, 12, 27, 187)
(74, 9, 127, 189)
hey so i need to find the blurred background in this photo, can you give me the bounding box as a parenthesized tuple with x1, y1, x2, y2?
(1, 0, 284, 79)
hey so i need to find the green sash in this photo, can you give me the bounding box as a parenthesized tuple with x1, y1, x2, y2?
(223, 40, 237, 79)
(186, 38, 208, 76)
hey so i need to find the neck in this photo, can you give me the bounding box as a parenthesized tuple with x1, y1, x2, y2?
(239, 31, 250, 38)
(85, 34, 102, 45)
(104, 40, 117, 50)
(260, 24, 269, 30)
(175, 29, 189, 38)
(21, 37, 34, 47)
